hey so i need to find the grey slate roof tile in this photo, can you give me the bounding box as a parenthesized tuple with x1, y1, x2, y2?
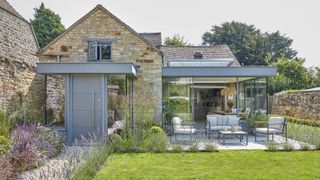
(160, 45, 241, 67)
(139, 32, 162, 47)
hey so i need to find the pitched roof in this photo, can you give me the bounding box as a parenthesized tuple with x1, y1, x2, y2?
(0, 0, 25, 20)
(0, 0, 39, 50)
(39, 5, 161, 54)
(160, 45, 241, 67)
(139, 33, 162, 47)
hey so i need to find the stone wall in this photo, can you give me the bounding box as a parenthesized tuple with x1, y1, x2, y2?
(0, 7, 44, 115)
(46, 75, 64, 123)
(38, 7, 163, 122)
(271, 90, 320, 120)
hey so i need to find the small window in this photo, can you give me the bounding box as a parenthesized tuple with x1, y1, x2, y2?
(88, 42, 111, 61)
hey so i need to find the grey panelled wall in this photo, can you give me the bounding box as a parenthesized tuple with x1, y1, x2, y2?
(65, 74, 107, 144)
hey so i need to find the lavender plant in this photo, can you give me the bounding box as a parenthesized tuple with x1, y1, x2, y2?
(287, 122, 320, 150)
(10, 123, 65, 173)
(10, 124, 43, 171)
(0, 155, 14, 179)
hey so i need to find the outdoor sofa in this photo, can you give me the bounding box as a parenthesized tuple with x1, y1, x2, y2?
(206, 115, 242, 138)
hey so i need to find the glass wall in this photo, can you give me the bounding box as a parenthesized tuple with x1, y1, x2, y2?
(107, 74, 128, 128)
(238, 77, 267, 115)
(163, 78, 193, 123)
(163, 77, 268, 125)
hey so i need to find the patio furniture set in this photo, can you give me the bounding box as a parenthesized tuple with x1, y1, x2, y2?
(170, 115, 287, 145)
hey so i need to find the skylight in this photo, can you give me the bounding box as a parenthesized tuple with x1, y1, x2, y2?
(167, 59, 234, 67)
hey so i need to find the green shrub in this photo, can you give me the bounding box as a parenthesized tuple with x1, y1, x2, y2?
(282, 143, 294, 151)
(122, 138, 144, 153)
(247, 112, 268, 128)
(149, 126, 165, 134)
(188, 143, 199, 152)
(0, 136, 11, 155)
(171, 144, 183, 153)
(287, 122, 320, 148)
(163, 101, 176, 124)
(278, 115, 320, 127)
(0, 112, 11, 137)
(109, 134, 124, 153)
(300, 144, 311, 151)
(203, 143, 218, 152)
(143, 127, 168, 152)
(266, 142, 278, 152)
(315, 143, 320, 150)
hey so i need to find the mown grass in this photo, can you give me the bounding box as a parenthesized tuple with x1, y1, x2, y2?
(95, 151, 320, 180)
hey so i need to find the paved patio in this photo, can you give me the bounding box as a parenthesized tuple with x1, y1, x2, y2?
(169, 131, 304, 150)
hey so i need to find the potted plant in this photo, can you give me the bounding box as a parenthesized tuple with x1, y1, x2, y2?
(247, 111, 268, 135)
(163, 101, 176, 132)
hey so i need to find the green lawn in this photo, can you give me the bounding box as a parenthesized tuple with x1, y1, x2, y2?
(95, 151, 320, 180)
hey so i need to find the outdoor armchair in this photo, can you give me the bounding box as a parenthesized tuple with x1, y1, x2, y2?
(171, 117, 197, 141)
(254, 117, 287, 142)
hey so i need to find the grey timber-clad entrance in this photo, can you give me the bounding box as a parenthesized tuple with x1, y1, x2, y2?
(37, 63, 138, 144)
(70, 74, 105, 142)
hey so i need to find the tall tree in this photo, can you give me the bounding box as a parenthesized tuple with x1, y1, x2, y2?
(164, 34, 190, 46)
(309, 66, 320, 87)
(202, 21, 298, 65)
(31, 3, 65, 48)
(269, 58, 316, 94)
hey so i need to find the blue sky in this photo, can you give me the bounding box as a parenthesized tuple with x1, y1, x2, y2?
(8, 0, 320, 67)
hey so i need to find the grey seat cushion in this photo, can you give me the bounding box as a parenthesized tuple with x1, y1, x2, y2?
(255, 128, 282, 134)
(175, 128, 196, 134)
(209, 125, 242, 131)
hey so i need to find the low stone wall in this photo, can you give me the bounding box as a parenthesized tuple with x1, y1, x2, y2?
(271, 90, 320, 120)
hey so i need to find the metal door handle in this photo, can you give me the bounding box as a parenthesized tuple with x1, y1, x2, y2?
(92, 90, 95, 129)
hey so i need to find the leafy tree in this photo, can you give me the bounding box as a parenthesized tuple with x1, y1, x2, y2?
(31, 3, 65, 48)
(269, 58, 316, 94)
(164, 34, 191, 46)
(263, 31, 298, 64)
(202, 21, 297, 65)
(309, 66, 320, 87)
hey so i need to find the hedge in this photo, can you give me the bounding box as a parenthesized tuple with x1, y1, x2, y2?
(271, 115, 320, 127)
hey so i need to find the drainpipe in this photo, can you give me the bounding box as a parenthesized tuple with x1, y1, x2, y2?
(236, 77, 239, 114)
(266, 77, 269, 115)
(44, 75, 48, 125)
(130, 79, 134, 130)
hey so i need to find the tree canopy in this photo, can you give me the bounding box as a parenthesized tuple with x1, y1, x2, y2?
(202, 21, 298, 66)
(31, 3, 65, 48)
(164, 34, 191, 46)
(268, 58, 317, 94)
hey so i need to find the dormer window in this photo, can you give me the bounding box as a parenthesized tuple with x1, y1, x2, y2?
(193, 51, 203, 59)
(88, 41, 111, 61)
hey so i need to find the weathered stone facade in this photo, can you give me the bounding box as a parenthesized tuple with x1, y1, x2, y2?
(271, 90, 320, 120)
(0, 3, 44, 114)
(38, 6, 163, 121)
(46, 75, 64, 123)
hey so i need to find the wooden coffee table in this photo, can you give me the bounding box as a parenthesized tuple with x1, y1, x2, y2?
(218, 130, 248, 145)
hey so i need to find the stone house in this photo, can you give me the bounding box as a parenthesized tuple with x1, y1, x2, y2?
(36, 5, 277, 143)
(0, 0, 44, 115)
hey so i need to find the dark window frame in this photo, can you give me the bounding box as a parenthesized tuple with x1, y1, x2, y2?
(88, 41, 112, 62)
